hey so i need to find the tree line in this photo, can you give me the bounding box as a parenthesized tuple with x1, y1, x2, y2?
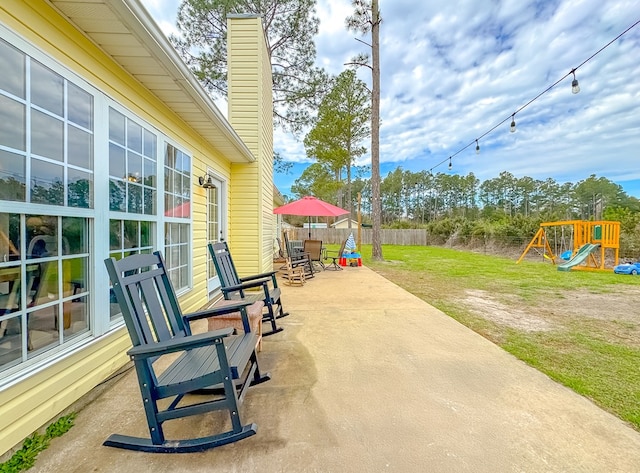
(291, 167, 640, 257)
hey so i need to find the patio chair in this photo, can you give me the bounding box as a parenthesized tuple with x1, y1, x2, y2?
(325, 239, 347, 271)
(104, 251, 270, 453)
(282, 230, 314, 279)
(280, 257, 306, 286)
(209, 241, 288, 336)
(303, 239, 325, 271)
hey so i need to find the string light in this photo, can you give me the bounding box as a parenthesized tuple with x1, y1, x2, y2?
(570, 69, 580, 94)
(426, 18, 639, 174)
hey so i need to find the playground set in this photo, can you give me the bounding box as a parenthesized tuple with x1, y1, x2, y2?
(517, 220, 620, 271)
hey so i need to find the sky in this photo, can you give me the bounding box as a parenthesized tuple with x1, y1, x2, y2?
(140, 0, 640, 198)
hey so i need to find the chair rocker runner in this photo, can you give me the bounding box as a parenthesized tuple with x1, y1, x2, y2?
(209, 242, 288, 336)
(104, 251, 270, 453)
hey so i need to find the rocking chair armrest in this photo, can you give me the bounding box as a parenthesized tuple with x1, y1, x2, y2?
(222, 278, 270, 293)
(239, 271, 277, 283)
(184, 300, 253, 322)
(127, 329, 234, 358)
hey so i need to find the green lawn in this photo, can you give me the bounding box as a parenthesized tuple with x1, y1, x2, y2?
(346, 244, 640, 430)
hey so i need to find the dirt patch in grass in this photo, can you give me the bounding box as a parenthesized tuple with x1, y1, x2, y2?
(460, 289, 554, 332)
(372, 263, 640, 347)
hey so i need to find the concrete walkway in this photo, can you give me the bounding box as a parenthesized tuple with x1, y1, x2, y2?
(36, 265, 640, 472)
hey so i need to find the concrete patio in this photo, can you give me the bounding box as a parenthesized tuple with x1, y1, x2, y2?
(34, 263, 640, 472)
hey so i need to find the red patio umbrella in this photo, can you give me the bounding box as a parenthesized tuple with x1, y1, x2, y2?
(274, 196, 349, 238)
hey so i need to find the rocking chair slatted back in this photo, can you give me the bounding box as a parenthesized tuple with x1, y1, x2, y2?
(210, 245, 243, 294)
(106, 252, 187, 352)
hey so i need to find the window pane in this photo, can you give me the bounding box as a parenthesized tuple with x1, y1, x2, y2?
(109, 179, 125, 212)
(128, 151, 142, 183)
(143, 188, 156, 215)
(143, 129, 156, 159)
(126, 120, 142, 153)
(109, 108, 125, 145)
(109, 143, 125, 178)
(0, 212, 20, 262)
(63, 258, 88, 298)
(31, 60, 63, 116)
(0, 313, 23, 370)
(109, 220, 122, 251)
(127, 183, 142, 213)
(0, 95, 25, 151)
(30, 261, 58, 307)
(165, 145, 176, 168)
(31, 109, 63, 161)
(123, 220, 139, 248)
(143, 158, 156, 188)
(68, 168, 93, 209)
(67, 83, 92, 130)
(27, 305, 58, 356)
(64, 295, 89, 339)
(164, 168, 173, 195)
(0, 150, 26, 202)
(68, 125, 92, 169)
(26, 216, 58, 257)
(0, 39, 25, 98)
(140, 221, 151, 247)
(62, 217, 88, 255)
(31, 159, 63, 205)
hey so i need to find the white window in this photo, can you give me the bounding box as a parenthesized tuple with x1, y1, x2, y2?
(164, 144, 191, 292)
(108, 108, 157, 215)
(0, 36, 93, 374)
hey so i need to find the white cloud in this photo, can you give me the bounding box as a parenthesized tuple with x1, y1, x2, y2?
(140, 0, 640, 195)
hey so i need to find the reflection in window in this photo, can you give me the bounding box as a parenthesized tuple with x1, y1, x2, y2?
(0, 38, 25, 98)
(31, 109, 64, 161)
(0, 95, 26, 151)
(30, 60, 63, 116)
(67, 83, 92, 130)
(0, 150, 26, 202)
(68, 125, 93, 170)
(31, 159, 64, 206)
(0, 43, 94, 210)
(109, 219, 155, 321)
(68, 169, 92, 209)
(108, 108, 157, 215)
(0, 214, 91, 373)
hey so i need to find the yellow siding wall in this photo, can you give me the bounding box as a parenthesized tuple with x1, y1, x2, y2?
(0, 0, 236, 455)
(227, 16, 274, 275)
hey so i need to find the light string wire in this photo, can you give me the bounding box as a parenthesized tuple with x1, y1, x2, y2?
(428, 18, 640, 173)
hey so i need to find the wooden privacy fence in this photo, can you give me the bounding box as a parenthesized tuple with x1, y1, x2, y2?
(287, 228, 429, 246)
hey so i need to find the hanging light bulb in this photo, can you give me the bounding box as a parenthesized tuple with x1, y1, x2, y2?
(510, 114, 516, 133)
(570, 69, 580, 94)
(448, 157, 452, 170)
(475, 139, 480, 154)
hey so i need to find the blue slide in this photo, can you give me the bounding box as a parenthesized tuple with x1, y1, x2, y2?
(557, 243, 600, 271)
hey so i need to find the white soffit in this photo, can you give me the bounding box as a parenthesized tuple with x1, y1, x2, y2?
(48, 0, 255, 163)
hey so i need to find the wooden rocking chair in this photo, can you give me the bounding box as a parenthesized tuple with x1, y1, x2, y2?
(281, 257, 306, 286)
(104, 251, 270, 453)
(209, 242, 288, 336)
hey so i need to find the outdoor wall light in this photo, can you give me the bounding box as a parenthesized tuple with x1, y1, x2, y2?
(571, 69, 580, 94)
(510, 114, 516, 133)
(198, 173, 215, 189)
